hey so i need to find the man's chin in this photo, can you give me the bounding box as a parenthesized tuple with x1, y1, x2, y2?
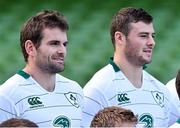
(144, 59, 152, 65)
(138, 58, 152, 66)
(59, 68, 65, 72)
(48, 65, 65, 73)
(56, 66, 65, 73)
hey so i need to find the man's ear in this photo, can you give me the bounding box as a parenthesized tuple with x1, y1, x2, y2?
(25, 40, 36, 56)
(114, 31, 126, 44)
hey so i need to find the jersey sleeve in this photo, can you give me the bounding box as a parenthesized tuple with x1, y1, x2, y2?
(0, 93, 18, 122)
(166, 78, 177, 98)
(166, 88, 180, 126)
(165, 78, 180, 126)
(82, 85, 108, 127)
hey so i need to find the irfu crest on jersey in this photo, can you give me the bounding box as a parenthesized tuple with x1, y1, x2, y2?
(65, 92, 79, 108)
(53, 115, 70, 127)
(151, 91, 164, 107)
(138, 113, 153, 128)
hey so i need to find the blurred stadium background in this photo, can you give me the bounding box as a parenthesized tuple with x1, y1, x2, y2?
(0, 0, 179, 87)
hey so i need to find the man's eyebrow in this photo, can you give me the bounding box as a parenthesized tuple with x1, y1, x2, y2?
(48, 40, 60, 42)
(139, 32, 155, 35)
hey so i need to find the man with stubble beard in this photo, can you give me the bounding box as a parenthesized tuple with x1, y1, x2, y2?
(0, 10, 83, 127)
(82, 7, 180, 127)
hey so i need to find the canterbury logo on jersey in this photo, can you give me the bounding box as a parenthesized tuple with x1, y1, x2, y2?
(28, 97, 44, 108)
(117, 93, 131, 105)
(65, 92, 80, 108)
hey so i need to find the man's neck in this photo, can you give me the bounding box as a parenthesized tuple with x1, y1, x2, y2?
(23, 65, 56, 92)
(114, 55, 143, 88)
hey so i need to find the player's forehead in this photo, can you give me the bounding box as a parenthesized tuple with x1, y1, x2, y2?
(41, 28, 67, 43)
(129, 21, 155, 34)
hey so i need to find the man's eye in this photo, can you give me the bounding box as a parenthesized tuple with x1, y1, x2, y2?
(63, 42, 68, 47)
(51, 42, 59, 45)
(63, 43, 67, 47)
(140, 35, 147, 37)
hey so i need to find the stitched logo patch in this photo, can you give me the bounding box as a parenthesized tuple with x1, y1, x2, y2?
(53, 115, 70, 127)
(28, 96, 44, 108)
(65, 92, 79, 108)
(117, 93, 130, 105)
(138, 113, 153, 128)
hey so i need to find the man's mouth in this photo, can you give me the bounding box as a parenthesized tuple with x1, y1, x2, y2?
(143, 49, 152, 57)
(53, 57, 64, 63)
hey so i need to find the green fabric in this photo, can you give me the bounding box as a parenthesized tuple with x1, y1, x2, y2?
(109, 57, 147, 72)
(177, 118, 180, 124)
(109, 57, 120, 72)
(17, 70, 30, 79)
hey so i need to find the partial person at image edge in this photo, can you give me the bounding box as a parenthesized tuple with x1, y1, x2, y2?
(90, 106, 138, 127)
(166, 69, 180, 128)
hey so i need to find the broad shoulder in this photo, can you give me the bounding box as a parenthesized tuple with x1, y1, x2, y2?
(84, 64, 117, 91)
(143, 70, 165, 86)
(0, 74, 31, 93)
(56, 74, 82, 90)
(0, 73, 35, 100)
(143, 70, 167, 91)
(166, 78, 178, 99)
(166, 78, 176, 88)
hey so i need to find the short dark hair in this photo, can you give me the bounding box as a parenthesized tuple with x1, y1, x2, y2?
(90, 106, 138, 127)
(0, 118, 38, 127)
(176, 69, 180, 99)
(110, 7, 153, 47)
(20, 10, 69, 62)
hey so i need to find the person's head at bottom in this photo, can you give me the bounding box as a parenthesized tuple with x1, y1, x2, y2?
(90, 106, 137, 127)
(0, 118, 38, 127)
